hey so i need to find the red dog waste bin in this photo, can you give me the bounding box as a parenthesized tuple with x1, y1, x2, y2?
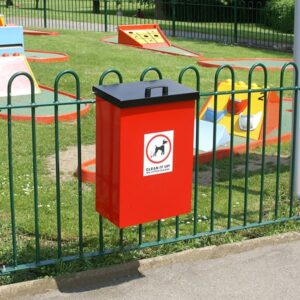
(93, 79, 198, 228)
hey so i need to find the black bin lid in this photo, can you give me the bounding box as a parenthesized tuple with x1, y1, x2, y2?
(93, 79, 199, 108)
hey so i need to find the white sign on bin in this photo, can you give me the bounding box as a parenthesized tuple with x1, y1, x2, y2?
(143, 130, 174, 177)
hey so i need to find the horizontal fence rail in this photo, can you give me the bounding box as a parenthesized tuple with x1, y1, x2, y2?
(1, 0, 294, 51)
(0, 64, 300, 275)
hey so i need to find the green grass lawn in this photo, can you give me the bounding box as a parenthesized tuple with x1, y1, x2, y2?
(0, 29, 298, 284)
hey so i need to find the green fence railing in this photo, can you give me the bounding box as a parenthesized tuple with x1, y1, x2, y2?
(1, 0, 294, 51)
(0, 64, 299, 275)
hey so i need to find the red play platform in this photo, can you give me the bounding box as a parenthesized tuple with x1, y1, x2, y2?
(102, 24, 202, 58)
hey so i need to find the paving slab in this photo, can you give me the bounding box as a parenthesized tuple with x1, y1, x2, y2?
(1, 232, 300, 300)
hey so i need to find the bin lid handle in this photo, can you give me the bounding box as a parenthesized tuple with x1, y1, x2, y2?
(145, 86, 168, 98)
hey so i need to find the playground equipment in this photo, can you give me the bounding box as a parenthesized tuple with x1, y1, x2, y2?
(195, 79, 293, 163)
(0, 16, 68, 62)
(0, 55, 40, 97)
(0, 59, 90, 123)
(78, 78, 293, 182)
(24, 50, 69, 63)
(199, 80, 280, 141)
(118, 24, 171, 48)
(0, 24, 24, 56)
(0, 18, 89, 123)
(103, 24, 202, 58)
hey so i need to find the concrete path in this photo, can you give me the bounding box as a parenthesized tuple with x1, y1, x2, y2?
(3, 233, 299, 300)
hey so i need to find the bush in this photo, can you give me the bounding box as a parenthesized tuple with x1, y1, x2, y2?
(159, 0, 266, 23)
(264, 0, 294, 33)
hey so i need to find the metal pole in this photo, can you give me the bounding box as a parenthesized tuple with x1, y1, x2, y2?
(172, 0, 176, 37)
(43, 0, 47, 28)
(234, 0, 238, 44)
(104, 0, 108, 32)
(294, 0, 300, 198)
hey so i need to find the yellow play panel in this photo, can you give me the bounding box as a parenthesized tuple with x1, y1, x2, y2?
(124, 29, 166, 45)
(0, 15, 5, 26)
(200, 80, 265, 140)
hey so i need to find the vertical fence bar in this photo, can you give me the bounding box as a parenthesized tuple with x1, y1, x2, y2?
(43, 0, 47, 28)
(211, 70, 220, 232)
(54, 71, 83, 257)
(175, 216, 179, 238)
(226, 69, 235, 229)
(157, 220, 161, 242)
(99, 215, 104, 252)
(7, 100, 16, 267)
(243, 64, 268, 225)
(139, 67, 163, 242)
(178, 66, 200, 236)
(54, 75, 62, 259)
(275, 65, 288, 219)
(171, 0, 176, 37)
(98, 69, 124, 249)
(138, 224, 143, 245)
(290, 65, 299, 217)
(119, 229, 124, 247)
(30, 79, 40, 263)
(257, 65, 268, 223)
(7, 72, 37, 266)
(243, 72, 252, 227)
(212, 67, 235, 230)
(7, 76, 18, 267)
(104, 0, 108, 32)
(75, 74, 83, 256)
(233, 0, 238, 43)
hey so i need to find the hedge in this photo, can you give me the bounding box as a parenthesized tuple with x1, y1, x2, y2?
(264, 0, 294, 34)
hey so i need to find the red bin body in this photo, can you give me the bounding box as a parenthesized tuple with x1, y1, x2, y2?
(93, 79, 198, 228)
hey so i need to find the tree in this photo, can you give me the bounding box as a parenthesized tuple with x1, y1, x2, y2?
(6, 0, 13, 8)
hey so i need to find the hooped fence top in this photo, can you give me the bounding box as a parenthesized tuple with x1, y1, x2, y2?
(93, 79, 199, 108)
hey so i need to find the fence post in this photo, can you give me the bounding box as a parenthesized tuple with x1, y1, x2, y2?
(104, 0, 108, 32)
(171, 0, 176, 37)
(233, 0, 238, 43)
(43, 0, 47, 28)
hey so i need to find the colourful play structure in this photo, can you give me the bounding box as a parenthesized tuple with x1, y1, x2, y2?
(0, 23, 24, 56)
(0, 15, 89, 123)
(0, 15, 68, 62)
(78, 78, 292, 183)
(200, 80, 279, 142)
(103, 24, 202, 58)
(0, 55, 41, 97)
(196, 79, 292, 162)
(24, 50, 69, 63)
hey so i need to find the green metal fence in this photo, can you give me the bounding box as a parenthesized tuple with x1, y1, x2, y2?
(0, 64, 299, 275)
(1, 0, 294, 51)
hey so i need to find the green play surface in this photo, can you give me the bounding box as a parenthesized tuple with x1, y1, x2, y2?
(0, 86, 89, 122)
(103, 36, 201, 58)
(25, 50, 69, 62)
